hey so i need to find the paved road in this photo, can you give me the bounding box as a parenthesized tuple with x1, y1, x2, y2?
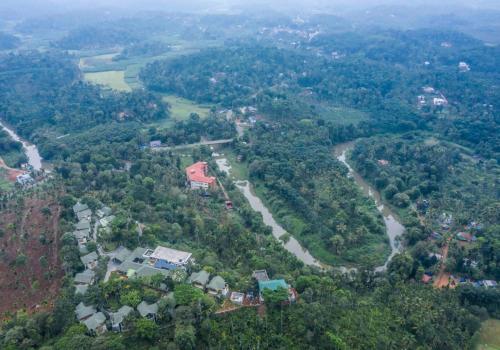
(152, 138, 234, 151)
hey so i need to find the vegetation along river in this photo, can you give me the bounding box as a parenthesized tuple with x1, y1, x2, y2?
(215, 158, 324, 268)
(218, 143, 405, 272)
(0, 121, 43, 171)
(333, 141, 405, 272)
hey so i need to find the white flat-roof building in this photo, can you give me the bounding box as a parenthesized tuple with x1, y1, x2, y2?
(149, 246, 192, 266)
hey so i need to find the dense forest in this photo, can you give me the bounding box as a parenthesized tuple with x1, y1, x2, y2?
(0, 8, 498, 350)
(142, 34, 499, 160)
(351, 134, 500, 280)
(0, 52, 169, 159)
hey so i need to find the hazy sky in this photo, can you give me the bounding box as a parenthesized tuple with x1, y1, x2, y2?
(1, 0, 500, 18)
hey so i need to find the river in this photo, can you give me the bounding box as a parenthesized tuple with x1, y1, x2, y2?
(215, 158, 324, 268)
(235, 180, 324, 268)
(0, 121, 43, 171)
(333, 142, 405, 272)
(217, 142, 405, 272)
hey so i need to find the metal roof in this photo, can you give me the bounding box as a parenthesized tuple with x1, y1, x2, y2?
(150, 246, 192, 265)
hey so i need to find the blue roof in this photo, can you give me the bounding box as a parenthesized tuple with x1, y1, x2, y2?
(154, 259, 177, 270)
(258, 279, 288, 292)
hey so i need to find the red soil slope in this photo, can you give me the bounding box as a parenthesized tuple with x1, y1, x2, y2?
(0, 196, 63, 316)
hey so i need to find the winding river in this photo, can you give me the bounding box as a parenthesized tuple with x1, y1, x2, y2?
(0, 121, 43, 171)
(333, 142, 405, 272)
(215, 158, 324, 268)
(217, 140, 405, 272)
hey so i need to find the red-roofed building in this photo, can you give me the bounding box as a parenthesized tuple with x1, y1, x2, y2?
(186, 162, 216, 190)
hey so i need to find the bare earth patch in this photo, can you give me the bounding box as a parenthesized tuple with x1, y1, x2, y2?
(0, 196, 63, 316)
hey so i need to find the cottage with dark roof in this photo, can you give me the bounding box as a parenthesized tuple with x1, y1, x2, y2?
(188, 270, 210, 289)
(75, 302, 97, 321)
(137, 301, 158, 320)
(75, 219, 91, 231)
(82, 312, 107, 335)
(80, 251, 99, 270)
(73, 202, 89, 214)
(74, 269, 96, 285)
(110, 305, 134, 332)
(207, 276, 227, 296)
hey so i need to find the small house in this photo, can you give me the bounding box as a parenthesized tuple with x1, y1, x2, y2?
(147, 246, 192, 267)
(82, 312, 107, 335)
(483, 280, 498, 288)
(207, 276, 227, 296)
(75, 284, 89, 295)
(112, 247, 132, 264)
(75, 302, 97, 321)
(110, 305, 134, 332)
(73, 202, 89, 215)
(229, 292, 244, 305)
(100, 215, 116, 228)
(77, 209, 92, 221)
(97, 206, 112, 218)
(74, 269, 96, 285)
(150, 140, 162, 148)
(80, 251, 99, 270)
(73, 229, 90, 243)
(252, 270, 269, 281)
(459, 61, 470, 72)
(433, 97, 448, 106)
(428, 253, 443, 261)
(75, 219, 91, 231)
(137, 301, 158, 320)
(188, 270, 210, 289)
(16, 173, 34, 186)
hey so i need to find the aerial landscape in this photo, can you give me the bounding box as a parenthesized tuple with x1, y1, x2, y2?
(0, 0, 499, 348)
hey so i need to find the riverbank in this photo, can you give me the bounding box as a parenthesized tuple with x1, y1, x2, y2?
(333, 142, 405, 272)
(215, 157, 324, 268)
(0, 121, 44, 171)
(216, 139, 405, 272)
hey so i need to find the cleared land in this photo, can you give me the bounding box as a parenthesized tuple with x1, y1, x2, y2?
(84, 70, 132, 92)
(317, 105, 369, 125)
(163, 95, 210, 121)
(0, 196, 63, 316)
(477, 319, 500, 350)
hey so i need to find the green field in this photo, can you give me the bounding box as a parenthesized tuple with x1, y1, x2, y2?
(163, 95, 211, 121)
(84, 71, 132, 92)
(477, 319, 500, 350)
(0, 169, 13, 192)
(317, 105, 369, 125)
(218, 148, 249, 181)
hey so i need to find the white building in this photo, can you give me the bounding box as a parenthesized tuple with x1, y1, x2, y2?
(459, 62, 471, 72)
(433, 97, 448, 106)
(142, 245, 192, 267)
(16, 173, 34, 186)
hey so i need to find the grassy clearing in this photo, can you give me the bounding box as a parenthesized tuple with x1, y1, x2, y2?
(315, 103, 368, 125)
(163, 95, 211, 121)
(218, 148, 248, 181)
(476, 319, 500, 350)
(84, 71, 131, 92)
(148, 95, 211, 129)
(0, 169, 13, 192)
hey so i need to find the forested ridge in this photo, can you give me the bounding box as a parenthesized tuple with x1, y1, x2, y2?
(0, 11, 498, 350)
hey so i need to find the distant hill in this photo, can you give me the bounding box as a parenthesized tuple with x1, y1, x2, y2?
(0, 32, 20, 50)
